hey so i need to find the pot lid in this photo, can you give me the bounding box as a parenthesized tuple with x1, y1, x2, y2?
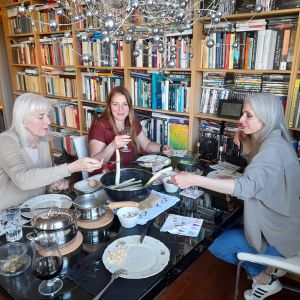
(32, 207, 77, 230)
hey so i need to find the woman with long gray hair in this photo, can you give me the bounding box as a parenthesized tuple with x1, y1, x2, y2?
(0, 93, 102, 210)
(172, 93, 300, 300)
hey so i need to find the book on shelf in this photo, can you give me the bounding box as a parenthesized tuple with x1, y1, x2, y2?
(289, 79, 300, 128)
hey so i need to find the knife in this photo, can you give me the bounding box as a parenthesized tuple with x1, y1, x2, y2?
(20, 207, 58, 212)
(139, 220, 153, 244)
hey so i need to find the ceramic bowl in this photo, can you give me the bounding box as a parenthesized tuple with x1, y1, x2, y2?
(0, 242, 29, 276)
(162, 176, 179, 193)
(117, 207, 141, 228)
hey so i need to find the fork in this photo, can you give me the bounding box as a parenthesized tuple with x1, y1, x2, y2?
(92, 268, 127, 300)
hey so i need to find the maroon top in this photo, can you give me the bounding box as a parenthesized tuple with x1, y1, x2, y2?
(88, 116, 142, 168)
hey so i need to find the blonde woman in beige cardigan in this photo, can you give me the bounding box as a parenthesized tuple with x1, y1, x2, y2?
(0, 93, 102, 210)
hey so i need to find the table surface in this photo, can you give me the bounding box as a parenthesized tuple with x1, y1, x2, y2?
(0, 162, 243, 300)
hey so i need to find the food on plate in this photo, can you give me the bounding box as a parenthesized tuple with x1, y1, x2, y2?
(106, 249, 127, 266)
(88, 179, 99, 188)
(1, 255, 24, 273)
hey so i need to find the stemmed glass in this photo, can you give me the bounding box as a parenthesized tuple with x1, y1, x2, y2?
(32, 239, 63, 296)
(118, 126, 131, 153)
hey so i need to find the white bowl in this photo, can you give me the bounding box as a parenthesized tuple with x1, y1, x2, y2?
(162, 176, 178, 193)
(117, 207, 141, 228)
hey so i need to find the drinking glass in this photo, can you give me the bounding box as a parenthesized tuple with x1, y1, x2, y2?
(32, 239, 63, 296)
(118, 127, 131, 153)
(5, 208, 23, 242)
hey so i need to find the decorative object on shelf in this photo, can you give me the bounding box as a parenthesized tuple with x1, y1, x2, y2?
(15, 0, 240, 68)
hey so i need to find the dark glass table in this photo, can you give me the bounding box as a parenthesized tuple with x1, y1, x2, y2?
(0, 188, 242, 300)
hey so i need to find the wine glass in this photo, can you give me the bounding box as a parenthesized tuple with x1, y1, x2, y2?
(118, 126, 131, 153)
(32, 239, 63, 296)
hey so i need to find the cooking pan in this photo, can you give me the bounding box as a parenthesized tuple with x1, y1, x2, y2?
(177, 157, 199, 172)
(100, 168, 153, 202)
(73, 190, 107, 220)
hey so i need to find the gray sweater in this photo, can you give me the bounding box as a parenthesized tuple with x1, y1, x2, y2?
(0, 131, 70, 210)
(233, 129, 300, 257)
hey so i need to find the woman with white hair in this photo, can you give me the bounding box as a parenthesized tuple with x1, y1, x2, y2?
(0, 93, 103, 210)
(172, 93, 300, 300)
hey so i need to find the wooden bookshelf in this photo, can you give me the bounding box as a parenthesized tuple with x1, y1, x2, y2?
(0, 2, 300, 154)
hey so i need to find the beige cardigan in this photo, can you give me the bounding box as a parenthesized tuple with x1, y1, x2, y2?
(0, 131, 71, 210)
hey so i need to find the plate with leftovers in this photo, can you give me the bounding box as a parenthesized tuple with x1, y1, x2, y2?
(102, 235, 170, 279)
(20, 194, 72, 218)
(74, 174, 103, 193)
(136, 155, 171, 169)
(207, 170, 242, 179)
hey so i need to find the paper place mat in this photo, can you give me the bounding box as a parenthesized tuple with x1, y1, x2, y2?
(137, 191, 180, 225)
(160, 214, 203, 237)
(180, 188, 204, 199)
(172, 150, 188, 157)
(209, 162, 240, 171)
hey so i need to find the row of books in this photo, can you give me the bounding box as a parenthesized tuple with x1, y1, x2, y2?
(131, 71, 191, 112)
(49, 128, 78, 156)
(82, 105, 106, 131)
(43, 74, 77, 98)
(50, 102, 79, 130)
(7, 16, 32, 35)
(16, 70, 40, 93)
(132, 32, 192, 69)
(201, 17, 297, 70)
(200, 73, 289, 115)
(79, 34, 124, 67)
(40, 37, 74, 66)
(81, 71, 124, 102)
(11, 38, 37, 65)
(136, 112, 190, 150)
(289, 79, 300, 129)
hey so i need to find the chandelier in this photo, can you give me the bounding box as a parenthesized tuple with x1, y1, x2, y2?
(16, 0, 263, 68)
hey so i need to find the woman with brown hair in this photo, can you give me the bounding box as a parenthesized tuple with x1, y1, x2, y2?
(89, 86, 172, 167)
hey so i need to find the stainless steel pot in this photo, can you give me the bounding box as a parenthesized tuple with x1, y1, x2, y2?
(26, 207, 79, 246)
(74, 190, 107, 220)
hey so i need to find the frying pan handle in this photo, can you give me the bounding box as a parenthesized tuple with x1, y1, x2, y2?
(107, 201, 139, 209)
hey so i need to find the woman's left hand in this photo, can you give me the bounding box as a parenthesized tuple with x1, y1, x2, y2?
(171, 172, 196, 189)
(161, 145, 173, 157)
(50, 179, 69, 191)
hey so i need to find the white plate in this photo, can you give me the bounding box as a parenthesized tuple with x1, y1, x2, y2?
(74, 174, 103, 193)
(207, 170, 242, 179)
(20, 194, 72, 218)
(103, 235, 170, 279)
(136, 155, 171, 168)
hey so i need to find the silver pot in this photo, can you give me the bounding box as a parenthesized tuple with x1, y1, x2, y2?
(27, 207, 79, 246)
(74, 190, 107, 220)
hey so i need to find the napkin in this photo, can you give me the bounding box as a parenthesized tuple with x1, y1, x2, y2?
(137, 191, 180, 225)
(160, 214, 203, 237)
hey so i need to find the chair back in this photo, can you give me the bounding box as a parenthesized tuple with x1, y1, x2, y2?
(73, 135, 89, 179)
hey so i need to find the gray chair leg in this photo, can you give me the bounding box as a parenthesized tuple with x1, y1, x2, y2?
(234, 261, 244, 300)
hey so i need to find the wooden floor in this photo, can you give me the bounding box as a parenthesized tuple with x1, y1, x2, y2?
(156, 250, 300, 300)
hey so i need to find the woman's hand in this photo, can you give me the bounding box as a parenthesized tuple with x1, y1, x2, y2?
(161, 145, 173, 157)
(50, 179, 69, 191)
(171, 172, 197, 189)
(234, 130, 251, 155)
(67, 158, 103, 174)
(112, 134, 131, 149)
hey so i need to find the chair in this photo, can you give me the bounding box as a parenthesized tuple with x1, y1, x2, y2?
(234, 252, 300, 300)
(72, 135, 89, 179)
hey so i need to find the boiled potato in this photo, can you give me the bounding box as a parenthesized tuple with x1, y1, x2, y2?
(88, 179, 98, 188)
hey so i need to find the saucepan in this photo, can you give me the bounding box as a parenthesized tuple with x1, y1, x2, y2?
(26, 207, 79, 246)
(73, 190, 107, 221)
(100, 168, 153, 202)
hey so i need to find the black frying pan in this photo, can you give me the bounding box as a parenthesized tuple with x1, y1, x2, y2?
(100, 168, 153, 202)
